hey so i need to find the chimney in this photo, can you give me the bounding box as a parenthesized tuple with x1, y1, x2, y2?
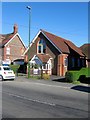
(13, 24, 18, 34)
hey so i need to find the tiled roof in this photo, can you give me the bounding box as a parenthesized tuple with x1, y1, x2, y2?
(41, 29, 84, 56)
(41, 29, 70, 54)
(80, 43, 90, 59)
(64, 40, 84, 56)
(0, 33, 15, 46)
(0, 24, 18, 46)
(37, 54, 51, 63)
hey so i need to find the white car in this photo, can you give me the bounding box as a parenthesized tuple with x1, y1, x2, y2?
(0, 66, 15, 81)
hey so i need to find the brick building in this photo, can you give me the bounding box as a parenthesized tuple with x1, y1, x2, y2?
(0, 24, 26, 65)
(24, 29, 86, 76)
(80, 44, 90, 68)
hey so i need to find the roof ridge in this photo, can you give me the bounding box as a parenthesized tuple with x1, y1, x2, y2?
(0, 32, 14, 36)
(80, 43, 90, 47)
(64, 39, 84, 56)
(1, 32, 16, 46)
(41, 29, 66, 41)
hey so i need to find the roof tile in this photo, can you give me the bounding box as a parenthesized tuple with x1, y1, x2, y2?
(0, 33, 15, 46)
(41, 29, 84, 56)
(80, 44, 90, 59)
(37, 54, 51, 63)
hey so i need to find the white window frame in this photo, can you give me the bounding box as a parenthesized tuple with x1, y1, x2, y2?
(42, 64, 46, 70)
(37, 39, 46, 54)
(6, 47, 10, 55)
(64, 57, 68, 67)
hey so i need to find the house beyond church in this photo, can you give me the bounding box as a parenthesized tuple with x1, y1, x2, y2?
(24, 29, 86, 76)
(80, 43, 90, 68)
(0, 24, 26, 65)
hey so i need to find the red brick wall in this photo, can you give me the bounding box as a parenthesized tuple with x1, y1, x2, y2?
(25, 33, 60, 75)
(24, 37, 40, 62)
(4, 35, 26, 62)
(24, 33, 69, 76)
(57, 54, 68, 76)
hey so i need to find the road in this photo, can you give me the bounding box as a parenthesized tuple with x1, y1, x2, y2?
(1, 77, 89, 118)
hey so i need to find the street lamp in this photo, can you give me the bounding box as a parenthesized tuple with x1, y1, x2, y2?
(26, 6, 31, 78)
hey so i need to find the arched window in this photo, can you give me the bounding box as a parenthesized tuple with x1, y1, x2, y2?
(37, 39, 46, 54)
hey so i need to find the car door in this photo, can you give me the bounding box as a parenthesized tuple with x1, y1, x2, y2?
(0, 67, 2, 75)
(0, 67, 2, 80)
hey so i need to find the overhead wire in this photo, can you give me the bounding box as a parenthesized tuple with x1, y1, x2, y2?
(0, 21, 88, 37)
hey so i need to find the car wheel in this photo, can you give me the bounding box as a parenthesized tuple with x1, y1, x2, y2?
(0, 75, 3, 81)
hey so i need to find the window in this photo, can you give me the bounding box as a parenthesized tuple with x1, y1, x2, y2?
(38, 45, 42, 53)
(6, 47, 10, 55)
(72, 58, 75, 67)
(3, 67, 11, 71)
(82, 59, 85, 67)
(37, 39, 46, 54)
(42, 64, 46, 69)
(64, 58, 68, 66)
(48, 64, 51, 70)
(78, 58, 80, 67)
(6, 59, 11, 64)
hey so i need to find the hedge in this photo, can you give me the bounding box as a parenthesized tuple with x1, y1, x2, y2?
(65, 67, 90, 83)
(79, 67, 90, 77)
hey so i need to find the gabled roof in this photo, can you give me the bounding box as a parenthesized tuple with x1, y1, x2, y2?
(0, 24, 26, 48)
(0, 33, 15, 46)
(36, 54, 52, 63)
(41, 29, 84, 56)
(0, 33, 26, 48)
(24, 29, 84, 57)
(80, 43, 90, 59)
(41, 29, 69, 54)
(64, 40, 84, 56)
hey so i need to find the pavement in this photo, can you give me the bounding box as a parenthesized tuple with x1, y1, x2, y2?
(14, 75, 89, 89)
(13, 75, 90, 93)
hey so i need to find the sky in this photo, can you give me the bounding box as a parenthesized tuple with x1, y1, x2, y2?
(1, 1, 88, 47)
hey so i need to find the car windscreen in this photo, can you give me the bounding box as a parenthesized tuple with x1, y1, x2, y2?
(3, 67, 11, 71)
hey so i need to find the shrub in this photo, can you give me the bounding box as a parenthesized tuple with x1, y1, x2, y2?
(65, 67, 90, 83)
(42, 74, 50, 80)
(65, 72, 73, 83)
(65, 71, 80, 83)
(10, 65, 20, 74)
(79, 67, 90, 77)
(72, 80, 80, 84)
